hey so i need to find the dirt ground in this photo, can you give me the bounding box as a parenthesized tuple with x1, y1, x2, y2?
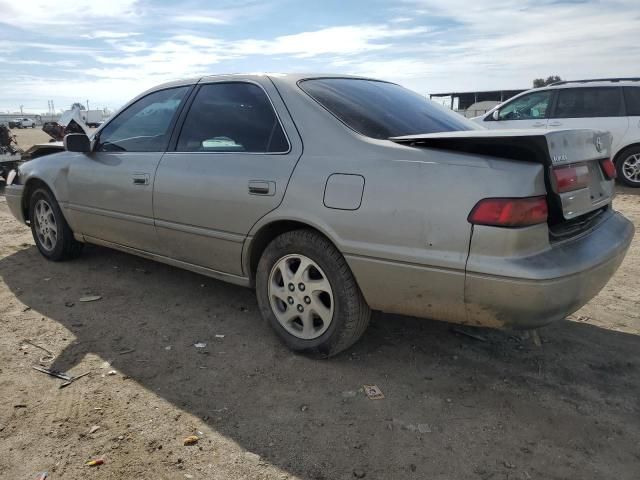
(0, 175, 638, 479)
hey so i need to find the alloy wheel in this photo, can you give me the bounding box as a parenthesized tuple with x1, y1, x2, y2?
(34, 199, 57, 251)
(268, 254, 334, 340)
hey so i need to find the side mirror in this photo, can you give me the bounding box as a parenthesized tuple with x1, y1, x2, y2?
(64, 133, 91, 153)
(491, 110, 500, 121)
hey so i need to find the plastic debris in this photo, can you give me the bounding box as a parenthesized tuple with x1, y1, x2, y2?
(89, 425, 101, 434)
(107, 370, 117, 376)
(80, 295, 102, 302)
(183, 435, 199, 446)
(34, 472, 48, 480)
(165, 346, 172, 351)
(86, 458, 104, 467)
(193, 342, 207, 348)
(215, 335, 225, 339)
(363, 385, 385, 400)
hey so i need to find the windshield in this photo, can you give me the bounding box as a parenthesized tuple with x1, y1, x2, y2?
(299, 78, 476, 139)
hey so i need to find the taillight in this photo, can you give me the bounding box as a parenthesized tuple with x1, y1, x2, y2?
(468, 196, 548, 227)
(599, 158, 617, 180)
(553, 164, 590, 193)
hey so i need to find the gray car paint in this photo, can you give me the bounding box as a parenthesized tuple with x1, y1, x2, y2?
(4, 73, 634, 331)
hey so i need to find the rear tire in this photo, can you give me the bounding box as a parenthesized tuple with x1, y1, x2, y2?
(616, 146, 640, 187)
(256, 229, 370, 357)
(29, 187, 84, 261)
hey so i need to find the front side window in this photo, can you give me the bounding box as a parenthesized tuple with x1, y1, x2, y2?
(97, 86, 189, 152)
(553, 87, 623, 118)
(299, 78, 474, 139)
(176, 82, 288, 153)
(498, 91, 552, 121)
(624, 87, 640, 116)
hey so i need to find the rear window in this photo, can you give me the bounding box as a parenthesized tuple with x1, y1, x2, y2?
(553, 87, 624, 118)
(299, 78, 474, 139)
(624, 87, 640, 116)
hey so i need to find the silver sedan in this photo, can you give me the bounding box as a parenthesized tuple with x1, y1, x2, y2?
(4, 74, 634, 356)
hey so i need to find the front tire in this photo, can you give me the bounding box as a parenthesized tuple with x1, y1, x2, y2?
(616, 146, 640, 187)
(256, 229, 370, 357)
(29, 188, 84, 261)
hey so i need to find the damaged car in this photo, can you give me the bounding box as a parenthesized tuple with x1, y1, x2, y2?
(4, 74, 634, 356)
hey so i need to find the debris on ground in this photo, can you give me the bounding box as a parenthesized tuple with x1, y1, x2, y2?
(363, 385, 385, 400)
(531, 329, 542, 347)
(34, 472, 48, 480)
(118, 348, 136, 355)
(353, 468, 366, 478)
(215, 334, 225, 338)
(64, 302, 74, 308)
(79, 295, 102, 302)
(86, 458, 104, 467)
(22, 339, 54, 361)
(60, 371, 90, 388)
(89, 425, 101, 434)
(451, 327, 488, 342)
(32, 365, 72, 381)
(243, 451, 260, 464)
(417, 424, 432, 434)
(193, 342, 207, 348)
(107, 370, 117, 376)
(300, 404, 309, 412)
(183, 435, 199, 446)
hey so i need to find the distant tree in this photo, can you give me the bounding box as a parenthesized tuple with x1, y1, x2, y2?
(71, 102, 86, 110)
(533, 76, 562, 88)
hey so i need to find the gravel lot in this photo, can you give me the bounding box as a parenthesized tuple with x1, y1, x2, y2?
(0, 152, 638, 479)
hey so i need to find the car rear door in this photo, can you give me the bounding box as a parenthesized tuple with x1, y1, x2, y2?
(484, 90, 552, 130)
(548, 87, 629, 153)
(66, 85, 191, 252)
(153, 77, 302, 276)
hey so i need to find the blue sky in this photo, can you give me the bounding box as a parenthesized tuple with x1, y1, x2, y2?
(0, 0, 639, 113)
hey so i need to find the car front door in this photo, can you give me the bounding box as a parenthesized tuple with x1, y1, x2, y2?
(548, 87, 629, 153)
(66, 85, 191, 252)
(153, 78, 302, 276)
(484, 90, 553, 130)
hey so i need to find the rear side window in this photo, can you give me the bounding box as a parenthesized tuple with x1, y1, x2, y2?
(299, 78, 474, 139)
(624, 87, 640, 116)
(176, 82, 288, 153)
(97, 87, 189, 152)
(553, 87, 623, 118)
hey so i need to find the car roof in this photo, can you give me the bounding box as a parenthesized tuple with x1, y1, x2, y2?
(539, 79, 640, 90)
(149, 73, 383, 92)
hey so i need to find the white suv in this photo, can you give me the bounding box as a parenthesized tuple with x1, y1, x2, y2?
(15, 118, 36, 128)
(473, 78, 640, 187)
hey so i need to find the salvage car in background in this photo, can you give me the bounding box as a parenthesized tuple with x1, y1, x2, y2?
(473, 78, 640, 187)
(4, 74, 634, 356)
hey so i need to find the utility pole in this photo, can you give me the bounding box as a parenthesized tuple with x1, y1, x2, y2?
(86, 99, 90, 111)
(20, 105, 23, 115)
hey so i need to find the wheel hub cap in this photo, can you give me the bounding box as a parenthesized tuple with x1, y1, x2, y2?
(268, 254, 334, 340)
(622, 154, 640, 183)
(34, 199, 57, 251)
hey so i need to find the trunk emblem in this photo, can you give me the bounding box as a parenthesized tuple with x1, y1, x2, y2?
(595, 136, 603, 152)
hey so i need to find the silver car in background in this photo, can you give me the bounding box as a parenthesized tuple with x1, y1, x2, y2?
(4, 74, 634, 356)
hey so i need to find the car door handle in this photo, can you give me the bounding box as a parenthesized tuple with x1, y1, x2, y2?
(132, 173, 149, 185)
(532, 122, 546, 127)
(248, 180, 275, 196)
(549, 121, 562, 127)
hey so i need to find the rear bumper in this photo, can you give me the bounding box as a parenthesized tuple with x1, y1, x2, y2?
(465, 211, 634, 329)
(5, 184, 25, 224)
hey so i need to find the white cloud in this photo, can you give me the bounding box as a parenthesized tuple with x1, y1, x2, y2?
(0, 0, 139, 28)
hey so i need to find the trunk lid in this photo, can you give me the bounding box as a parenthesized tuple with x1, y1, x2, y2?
(390, 129, 614, 224)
